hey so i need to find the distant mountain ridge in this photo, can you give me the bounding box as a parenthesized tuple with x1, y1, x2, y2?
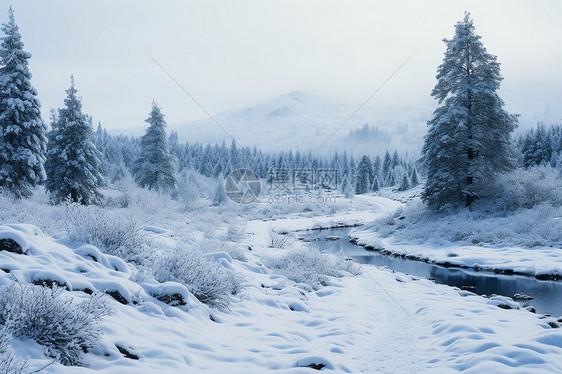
(110, 91, 430, 155)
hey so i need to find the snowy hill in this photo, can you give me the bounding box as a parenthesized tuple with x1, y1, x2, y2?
(111, 91, 430, 155)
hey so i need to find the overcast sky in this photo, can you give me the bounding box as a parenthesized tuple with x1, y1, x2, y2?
(6, 0, 562, 130)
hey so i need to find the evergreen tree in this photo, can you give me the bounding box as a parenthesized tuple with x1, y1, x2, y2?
(0, 7, 47, 197)
(422, 13, 518, 209)
(133, 101, 177, 193)
(355, 155, 372, 194)
(342, 174, 355, 199)
(372, 155, 382, 180)
(391, 150, 400, 169)
(212, 172, 228, 206)
(45, 77, 103, 204)
(398, 174, 410, 191)
(371, 176, 380, 192)
(382, 151, 392, 185)
(410, 167, 420, 187)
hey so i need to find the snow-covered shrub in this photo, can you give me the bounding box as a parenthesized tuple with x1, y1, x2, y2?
(268, 229, 292, 249)
(199, 238, 248, 262)
(222, 220, 247, 242)
(0, 283, 111, 366)
(265, 248, 359, 290)
(176, 168, 211, 210)
(61, 204, 147, 263)
(154, 248, 243, 309)
(485, 166, 562, 210)
(0, 325, 27, 374)
(0, 189, 57, 234)
(100, 188, 131, 209)
(121, 178, 179, 217)
(365, 197, 562, 247)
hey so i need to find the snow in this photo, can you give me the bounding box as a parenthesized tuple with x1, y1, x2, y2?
(350, 199, 562, 278)
(2, 195, 562, 372)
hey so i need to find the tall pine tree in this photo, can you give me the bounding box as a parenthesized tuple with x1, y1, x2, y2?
(355, 155, 373, 194)
(45, 77, 104, 204)
(133, 101, 177, 193)
(0, 7, 47, 197)
(422, 13, 517, 209)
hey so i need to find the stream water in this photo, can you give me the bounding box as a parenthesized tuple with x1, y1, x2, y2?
(298, 227, 562, 317)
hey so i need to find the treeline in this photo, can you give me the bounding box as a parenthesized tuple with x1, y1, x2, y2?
(93, 124, 420, 198)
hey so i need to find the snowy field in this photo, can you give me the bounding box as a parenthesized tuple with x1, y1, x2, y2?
(2, 190, 562, 373)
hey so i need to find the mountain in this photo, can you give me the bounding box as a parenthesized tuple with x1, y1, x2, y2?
(111, 91, 431, 155)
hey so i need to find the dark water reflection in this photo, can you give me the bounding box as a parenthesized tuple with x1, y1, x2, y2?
(299, 228, 562, 317)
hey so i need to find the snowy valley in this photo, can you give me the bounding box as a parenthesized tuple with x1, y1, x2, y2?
(2, 3, 562, 374)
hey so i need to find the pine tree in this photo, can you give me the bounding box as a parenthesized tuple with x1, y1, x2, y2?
(45, 77, 103, 204)
(398, 174, 410, 191)
(0, 7, 47, 197)
(342, 174, 355, 199)
(371, 176, 380, 192)
(422, 13, 518, 209)
(410, 167, 420, 187)
(355, 155, 372, 194)
(133, 101, 178, 193)
(382, 151, 392, 180)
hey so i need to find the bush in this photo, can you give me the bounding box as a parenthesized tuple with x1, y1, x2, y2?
(61, 204, 146, 263)
(268, 229, 292, 249)
(199, 239, 248, 262)
(0, 283, 112, 366)
(0, 326, 26, 374)
(265, 248, 360, 290)
(485, 166, 562, 210)
(364, 197, 562, 247)
(154, 248, 243, 309)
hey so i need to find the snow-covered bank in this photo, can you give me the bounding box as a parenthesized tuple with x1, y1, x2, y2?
(350, 198, 562, 279)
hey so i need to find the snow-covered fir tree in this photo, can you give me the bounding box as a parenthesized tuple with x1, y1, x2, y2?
(382, 150, 392, 183)
(371, 176, 380, 192)
(133, 101, 178, 193)
(398, 174, 410, 191)
(45, 77, 104, 205)
(0, 7, 47, 197)
(410, 167, 420, 187)
(422, 13, 518, 209)
(355, 155, 372, 194)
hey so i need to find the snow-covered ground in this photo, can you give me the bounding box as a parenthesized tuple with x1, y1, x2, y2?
(2, 192, 562, 373)
(350, 196, 562, 279)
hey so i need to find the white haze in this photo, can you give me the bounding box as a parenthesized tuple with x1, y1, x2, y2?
(7, 0, 562, 152)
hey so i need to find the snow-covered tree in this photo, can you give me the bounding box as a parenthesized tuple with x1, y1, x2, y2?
(133, 101, 177, 193)
(382, 151, 392, 184)
(212, 172, 228, 206)
(0, 7, 47, 197)
(410, 167, 420, 187)
(371, 176, 380, 192)
(422, 13, 518, 209)
(45, 77, 104, 205)
(398, 174, 410, 191)
(355, 155, 372, 194)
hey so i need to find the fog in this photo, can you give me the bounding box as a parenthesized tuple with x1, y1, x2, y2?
(8, 0, 562, 132)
